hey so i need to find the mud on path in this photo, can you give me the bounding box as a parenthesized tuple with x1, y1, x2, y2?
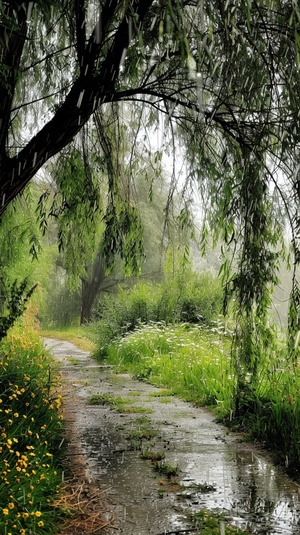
(44, 338, 300, 535)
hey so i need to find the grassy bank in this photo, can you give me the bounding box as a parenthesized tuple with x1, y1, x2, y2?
(94, 322, 233, 417)
(94, 321, 300, 476)
(41, 326, 95, 352)
(0, 328, 65, 534)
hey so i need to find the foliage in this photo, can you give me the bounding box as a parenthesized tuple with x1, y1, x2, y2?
(3, 0, 300, 415)
(92, 270, 223, 351)
(38, 265, 81, 328)
(0, 328, 65, 534)
(0, 279, 37, 342)
(94, 322, 233, 414)
(0, 190, 44, 340)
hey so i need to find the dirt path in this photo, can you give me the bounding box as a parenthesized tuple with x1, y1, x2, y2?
(45, 338, 300, 535)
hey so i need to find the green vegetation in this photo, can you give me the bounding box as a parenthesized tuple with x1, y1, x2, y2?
(125, 428, 157, 441)
(191, 510, 252, 534)
(95, 322, 232, 414)
(93, 272, 223, 357)
(153, 461, 179, 478)
(140, 450, 165, 462)
(0, 328, 65, 534)
(88, 393, 129, 409)
(92, 281, 300, 475)
(88, 393, 152, 414)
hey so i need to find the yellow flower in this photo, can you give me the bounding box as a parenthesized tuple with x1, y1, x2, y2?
(37, 521, 44, 527)
(13, 413, 19, 418)
(8, 502, 14, 509)
(22, 512, 29, 519)
(35, 511, 42, 517)
(2, 508, 9, 515)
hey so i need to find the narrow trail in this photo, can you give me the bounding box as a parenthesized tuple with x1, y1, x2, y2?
(45, 338, 300, 535)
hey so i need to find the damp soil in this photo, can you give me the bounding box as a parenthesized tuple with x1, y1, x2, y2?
(45, 338, 300, 535)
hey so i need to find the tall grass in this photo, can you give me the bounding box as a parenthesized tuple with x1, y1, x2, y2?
(231, 347, 300, 474)
(0, 328, 65, 534)
(94, 322, 234, 416)
(92, 271, 223, 353)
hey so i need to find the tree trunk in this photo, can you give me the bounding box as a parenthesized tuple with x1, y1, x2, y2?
(80, 253, 106, 324)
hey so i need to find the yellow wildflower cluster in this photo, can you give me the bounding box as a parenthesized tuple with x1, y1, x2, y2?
(0, 329, 65, 533)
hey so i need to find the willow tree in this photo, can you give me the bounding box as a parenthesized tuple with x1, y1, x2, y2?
(1, 1, 300, 395)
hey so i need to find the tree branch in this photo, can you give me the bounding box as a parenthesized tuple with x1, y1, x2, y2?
(0, 0, 155, 215)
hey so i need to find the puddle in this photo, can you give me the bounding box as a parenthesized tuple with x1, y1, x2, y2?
(45, 338, 300, 534)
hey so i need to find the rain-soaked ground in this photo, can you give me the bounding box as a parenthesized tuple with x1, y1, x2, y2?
(44, 338, 300, 535)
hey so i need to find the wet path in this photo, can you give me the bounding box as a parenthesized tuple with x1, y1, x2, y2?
(45, 338, 300, 535)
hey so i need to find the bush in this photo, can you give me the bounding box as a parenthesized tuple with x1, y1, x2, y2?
(92, 270, 223, 355)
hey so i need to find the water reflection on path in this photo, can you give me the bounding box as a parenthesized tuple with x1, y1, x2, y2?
(45, 338, 300, 534)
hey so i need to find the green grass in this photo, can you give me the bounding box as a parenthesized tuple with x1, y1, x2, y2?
(191, 509, 253, 534)
(94, 322, 233, 417)
(88, 393, 153, 414)
(0, 327, 65, 534)
(140, 450, 165, 461)
(41, 326, 95, 352)
(125, 428, 157, 440)
(153, 460, 179, 478)
(93, 320, 300, 475)
(88, 393, 129, 409)
(148, 389, 173, 397)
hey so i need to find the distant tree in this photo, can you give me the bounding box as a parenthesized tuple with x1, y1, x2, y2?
(40, 105, 180, 324)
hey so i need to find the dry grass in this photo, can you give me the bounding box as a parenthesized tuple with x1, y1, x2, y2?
(54, 480, 116, 534)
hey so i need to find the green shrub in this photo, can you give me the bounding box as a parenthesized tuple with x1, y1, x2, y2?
(93, 270, 223, 353)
